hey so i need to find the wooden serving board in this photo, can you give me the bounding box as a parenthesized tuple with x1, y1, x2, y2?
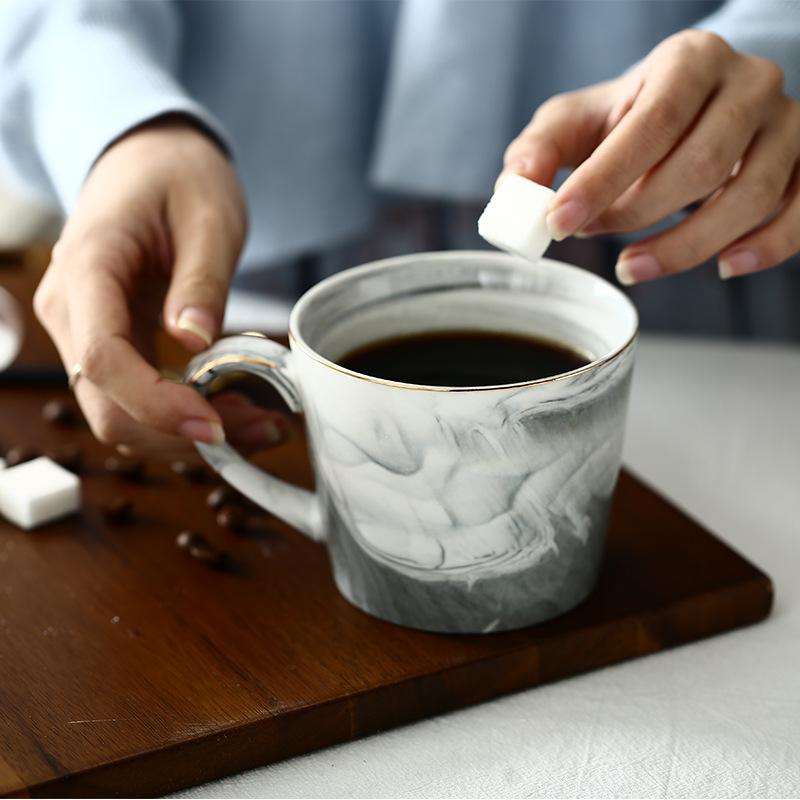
(0, 384, 773, 797)
(0, 252, 773, 796)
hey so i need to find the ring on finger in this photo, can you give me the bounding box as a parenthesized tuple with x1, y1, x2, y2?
(68, 363, 82, 391)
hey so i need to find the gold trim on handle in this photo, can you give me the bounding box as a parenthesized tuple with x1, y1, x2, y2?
(188, 355, 278, 384)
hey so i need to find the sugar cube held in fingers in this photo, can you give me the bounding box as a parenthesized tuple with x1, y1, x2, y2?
(478, 174, 556, 263)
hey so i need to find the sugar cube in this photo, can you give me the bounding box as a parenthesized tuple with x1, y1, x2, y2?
(0, 456, 80, 530)
(478, 174, 556, 263)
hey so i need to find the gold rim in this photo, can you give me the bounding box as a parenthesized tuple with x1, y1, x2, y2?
(288, 328, 639, 392)
(189, 355, 278, 384)
(286, 251, 639, 393)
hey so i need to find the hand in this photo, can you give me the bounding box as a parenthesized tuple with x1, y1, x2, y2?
(501, 29, 800, 284)
(34, 117, 289, 458)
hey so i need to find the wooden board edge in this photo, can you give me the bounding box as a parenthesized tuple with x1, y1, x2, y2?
(17, 575, 773, 798)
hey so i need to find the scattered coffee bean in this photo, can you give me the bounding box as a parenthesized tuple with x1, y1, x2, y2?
(206, 486, 240, 510)
(46, 444, 83, 473)
(42, 400, 76, 426)
(176, 530, 225, 567)
(102, 497, 134, 524)
(104, 456, 144, 481)
(176, 530, 204, 550)
(4, 446, 37, 467)
(170, 460, 207, 482)
(216, 505, 246, 532)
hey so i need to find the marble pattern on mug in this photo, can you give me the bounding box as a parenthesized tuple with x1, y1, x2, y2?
(305, 344, 634, 584)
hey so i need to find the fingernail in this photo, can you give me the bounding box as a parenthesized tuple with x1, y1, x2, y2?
(546, 200, 590, 241)
(178, 419, 225, 445)
(116, 444, 133, 456)
(615, 253, 663, 285)
(239, 419, 287, 449)
(176, 307, 215, 348)
(264, 420, 286, 444)
(719, 248, 759, 280)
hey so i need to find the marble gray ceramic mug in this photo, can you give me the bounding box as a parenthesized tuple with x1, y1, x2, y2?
(185, 251, 638, 633)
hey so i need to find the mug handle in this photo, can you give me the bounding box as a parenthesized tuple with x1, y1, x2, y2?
(183, 333, 324, 542)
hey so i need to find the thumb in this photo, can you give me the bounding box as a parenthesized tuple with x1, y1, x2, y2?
(498, 79, 623, 189)
(163, 210, 242, 353)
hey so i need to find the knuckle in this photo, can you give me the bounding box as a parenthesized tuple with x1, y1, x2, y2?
(749, 56, 784, 95)
(692, 29, 730, 56)
(600, 199, 647, 232)
(688, 142, 731, 192)
(88, 406, 125, 445)
(32, 281, 56, 323)
(746, 172, 783, 215)
(80, 336, 111, 384)
(639, 94, 684, 143)
(675, 236, 706, 269)
(667, 29, 729, 61)
(532, 92, 573, 123)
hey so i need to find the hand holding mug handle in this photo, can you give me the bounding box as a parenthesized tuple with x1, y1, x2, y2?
(184, 333, 324, 542)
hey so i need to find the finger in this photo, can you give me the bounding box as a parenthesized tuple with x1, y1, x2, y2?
(74, 378, 198, 459)
(499, 81, 617, 188)
(67, 256, 224, 443)
(718, 163, 800, 279)
(212, 393, 291, 450)
(548, 32, 729, 239)
(107, 397, 292, 459)
(32, 255, 75, 372)
(162, 199, 244, 352)
(615, 102, 800, 283)
(587, 61, 772, 234)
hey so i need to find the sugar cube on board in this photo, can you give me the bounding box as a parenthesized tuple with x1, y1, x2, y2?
(0, 456, 80, 530)
(478, 174, 556, 263)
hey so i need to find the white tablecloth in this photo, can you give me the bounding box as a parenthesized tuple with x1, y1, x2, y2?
(177, 335, 800, 799)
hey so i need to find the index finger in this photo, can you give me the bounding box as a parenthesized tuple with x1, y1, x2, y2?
(67, 256, 223, 445)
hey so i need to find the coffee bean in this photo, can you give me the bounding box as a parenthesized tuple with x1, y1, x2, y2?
(5, 446, 37, 467)
(189, 540, 225, 566)
(216, 505, 246, 532)
(104, 456, 144, 481)
(102, 497, 133, 524)
(176, 530, 204, 550)
(170, 460, 208, 482)
(206, 486, 240, 510)
(176, 530, 225, 567)
(46, 444, 83, 473)
(42, 400, 77, 426)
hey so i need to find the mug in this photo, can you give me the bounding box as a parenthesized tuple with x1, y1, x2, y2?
(185, 251, 638, 634)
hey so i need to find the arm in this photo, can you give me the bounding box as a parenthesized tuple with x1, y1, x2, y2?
(1, 1, 285, 457)
(0, 0, 228, 209)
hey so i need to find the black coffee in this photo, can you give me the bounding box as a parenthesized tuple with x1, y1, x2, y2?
(337, 330, 590, 387)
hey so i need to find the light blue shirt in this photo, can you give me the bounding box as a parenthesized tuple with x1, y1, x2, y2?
(1, 0, 798, 271)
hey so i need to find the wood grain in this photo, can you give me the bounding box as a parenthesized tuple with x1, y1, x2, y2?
(0, 251, 773, 797)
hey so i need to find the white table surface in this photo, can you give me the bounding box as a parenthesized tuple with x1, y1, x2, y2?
(176, 335, 800, 799)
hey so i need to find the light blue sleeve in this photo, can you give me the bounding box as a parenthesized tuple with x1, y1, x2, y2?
(0, 0, 230, 210)
(698, 0, 800, 99)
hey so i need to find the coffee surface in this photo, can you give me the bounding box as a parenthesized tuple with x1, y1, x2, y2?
(337, 330, 590, 386)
